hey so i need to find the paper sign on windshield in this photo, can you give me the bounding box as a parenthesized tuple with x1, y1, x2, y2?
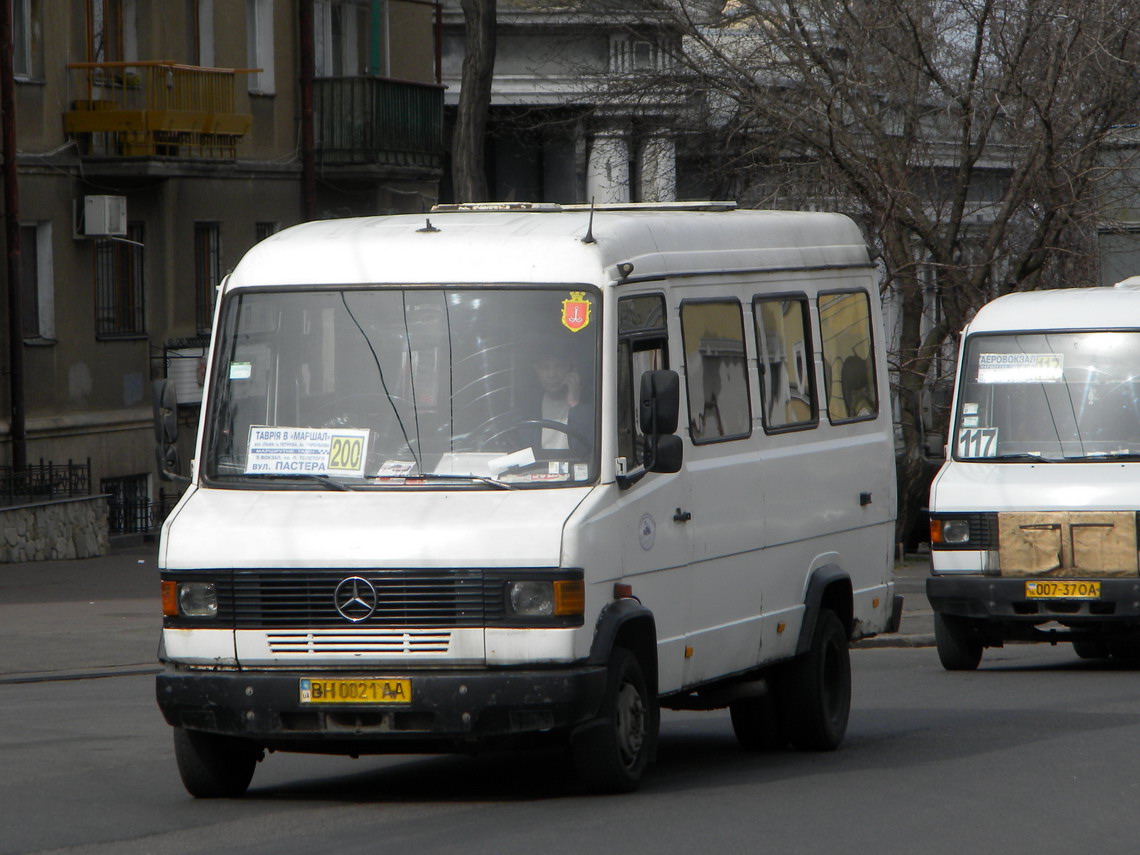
(245, 426, 369, 477)
(976, 353, 1063, 384)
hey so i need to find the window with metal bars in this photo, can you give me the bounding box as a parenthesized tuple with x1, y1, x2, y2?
(94, 222, 145, 338)
(194, 222, 221, 334)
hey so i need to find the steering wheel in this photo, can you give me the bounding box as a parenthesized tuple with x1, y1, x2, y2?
(476, 417, 590, 452)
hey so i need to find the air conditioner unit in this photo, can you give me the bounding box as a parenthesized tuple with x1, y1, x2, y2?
(83, 195, 127, 236)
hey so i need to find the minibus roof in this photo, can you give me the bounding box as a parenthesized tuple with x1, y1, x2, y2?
(226, 204, 871, 289)
(965, 287, 1140, 335)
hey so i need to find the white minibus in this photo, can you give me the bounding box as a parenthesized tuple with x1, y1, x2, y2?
(155, 202, 900, 796)
(929, 283, 1140, 669)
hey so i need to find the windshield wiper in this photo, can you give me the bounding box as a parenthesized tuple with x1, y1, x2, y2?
(1069, 451, 1140, 461)
(371, 472, 514, 490)
(240, 472, 355, 491)
(985, 453, 1059, 463)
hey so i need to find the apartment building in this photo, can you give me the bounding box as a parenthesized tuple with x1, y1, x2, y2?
(1, 0, 444, 533)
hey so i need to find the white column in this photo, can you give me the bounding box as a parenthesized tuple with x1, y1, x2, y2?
(638, 136, 676, 203)
(586, 130, 630, 204)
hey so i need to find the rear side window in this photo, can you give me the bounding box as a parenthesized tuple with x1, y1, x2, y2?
(818, 290, 878, 422)
(754, 295, 817, 431)
(680, 300, 752, 443)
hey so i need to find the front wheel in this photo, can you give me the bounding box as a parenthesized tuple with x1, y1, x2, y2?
(933, 612, 984, 671)
(571, 647, 658, 793)
(173, 727, 260, 798)
(778, 608, 851, 751)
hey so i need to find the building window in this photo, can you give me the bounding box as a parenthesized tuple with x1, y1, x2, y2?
(681, 300, 752, 443)
(20, 222, 54, 341)
(610, 36, 662, 73)
(255, 221, 279, 242)
(13, 0, 32, 79)
(246, 0, 275, 93)
(754, 295, 817, 432)
(195, 222, 221, 334)
(95, 222, 145, 338)
(87, 0, 137, 63)
(818, 290, 879, 422)
(315, 0, 386, 77)
(193, 0, 215, 67)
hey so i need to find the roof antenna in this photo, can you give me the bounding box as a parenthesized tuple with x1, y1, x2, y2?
(417, 218, 440, 233)
(581, 198, 596, 244)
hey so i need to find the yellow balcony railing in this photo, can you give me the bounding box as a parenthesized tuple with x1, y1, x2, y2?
(65, 61, 254, 159)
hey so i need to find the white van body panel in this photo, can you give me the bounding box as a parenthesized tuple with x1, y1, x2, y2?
(162, 486, 589, 570)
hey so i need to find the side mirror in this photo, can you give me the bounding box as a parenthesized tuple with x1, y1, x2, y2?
(153, 380, 190, 484)
(153, 379, 179, 444)
(639, 369, 679, 435)
(648, 433, 683, 474)
(619, 369, 684, 489)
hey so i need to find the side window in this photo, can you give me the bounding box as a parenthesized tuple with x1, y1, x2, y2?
(617, 294, 668, 466)
(754, 295, 816, 431)
(818, 290, 878, 422)
(680, 300, 751, 443)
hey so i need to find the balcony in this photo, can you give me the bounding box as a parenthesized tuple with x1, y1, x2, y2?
(64, 62, 252, 160)
(313, 77, 444, 169)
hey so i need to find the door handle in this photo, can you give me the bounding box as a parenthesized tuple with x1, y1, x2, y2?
(674, 508, 692, 522)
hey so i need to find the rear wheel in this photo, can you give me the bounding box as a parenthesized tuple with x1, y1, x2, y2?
(1073, 638, 1110, 660)
(729, 688, 788, 751)
(571, 647, 658, 793)
(778, 608, 851, 751)
(173, 727, 260, 798)
(933, 613, 984, 671)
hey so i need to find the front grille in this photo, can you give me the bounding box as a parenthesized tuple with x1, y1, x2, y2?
(216, 570, 503, 629)
(266, 630, 453, 655)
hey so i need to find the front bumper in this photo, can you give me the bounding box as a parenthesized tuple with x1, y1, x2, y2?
(156, 664, 608, 753)
(927, 576, 1140, 625)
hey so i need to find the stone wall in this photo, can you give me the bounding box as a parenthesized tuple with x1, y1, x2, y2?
(0, 496, 110, 563)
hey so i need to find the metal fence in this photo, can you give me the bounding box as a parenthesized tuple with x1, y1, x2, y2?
(0, 459, 92, 507)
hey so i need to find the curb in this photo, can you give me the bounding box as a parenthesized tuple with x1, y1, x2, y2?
(853, 633, 935, 649)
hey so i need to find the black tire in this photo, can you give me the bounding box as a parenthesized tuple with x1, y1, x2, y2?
(933, 612, 984, 671)
(729, 689, 788, 751)
(173, 727, 260, 798)
(1073, 638, 1110, 660)
(778, 608, 851, 751)
(571, 647, 658, 793)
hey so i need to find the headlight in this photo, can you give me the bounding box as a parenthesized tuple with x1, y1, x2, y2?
(177, 582, 218, 618)
(932, 518, 971, 545)
(504, 579, 585, 618)
(507, 580, 554, 616)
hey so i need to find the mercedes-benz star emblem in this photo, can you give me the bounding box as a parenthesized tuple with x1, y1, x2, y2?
(334, 576, 378, 622)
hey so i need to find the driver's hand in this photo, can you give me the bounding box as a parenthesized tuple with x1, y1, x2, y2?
(566, 369, 581, 408)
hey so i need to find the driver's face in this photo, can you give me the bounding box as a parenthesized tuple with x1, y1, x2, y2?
(534, 356, 572, 394)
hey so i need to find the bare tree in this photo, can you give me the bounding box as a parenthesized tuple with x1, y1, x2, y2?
(588, 0, 1140, 540)
(452, 0, 498, 202)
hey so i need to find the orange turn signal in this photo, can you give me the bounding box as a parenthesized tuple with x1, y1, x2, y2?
(553, 579, 585, 616)
(161, 580, 179, 616)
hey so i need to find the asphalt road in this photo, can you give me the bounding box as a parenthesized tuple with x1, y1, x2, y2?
(21, 546, 1140, 855)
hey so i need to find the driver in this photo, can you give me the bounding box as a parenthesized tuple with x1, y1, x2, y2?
(530, 350, 592, 454)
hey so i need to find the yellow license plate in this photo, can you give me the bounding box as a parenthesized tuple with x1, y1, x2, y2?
(299, 678, 412, 704)
(1025, 580, 1101, 599)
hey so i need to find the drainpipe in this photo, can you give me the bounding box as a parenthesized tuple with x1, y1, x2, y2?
(299, 0, 317, 221)
(0, 0, 25, 471)
(370, 0, 382, 77)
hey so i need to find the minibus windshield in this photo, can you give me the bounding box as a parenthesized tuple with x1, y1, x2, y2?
(203, 286, 600, 488)
(954, 331, 1140, 462)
